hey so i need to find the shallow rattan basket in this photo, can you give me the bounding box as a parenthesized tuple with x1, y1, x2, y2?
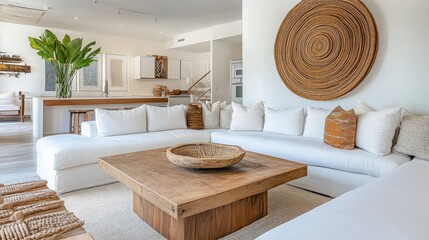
(166, 143, 246, 169)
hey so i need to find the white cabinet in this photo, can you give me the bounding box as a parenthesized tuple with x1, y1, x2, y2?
(135, 56, 155, 79)
(180, 60, 193, 79)
(168, 60, 181, 79)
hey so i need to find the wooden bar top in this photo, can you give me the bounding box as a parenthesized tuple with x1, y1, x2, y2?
(35, 96, 168, 106)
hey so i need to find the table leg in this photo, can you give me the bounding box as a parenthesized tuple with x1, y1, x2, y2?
(133, 192, 268, 240)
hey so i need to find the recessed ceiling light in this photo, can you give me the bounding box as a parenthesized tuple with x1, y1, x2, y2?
(119, 24, 123, 27)
(74, 17, 79, 20)
(159, 31, 163, 34)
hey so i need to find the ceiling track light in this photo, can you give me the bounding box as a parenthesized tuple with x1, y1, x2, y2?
(117, 7, 157, 21)
(0, 3, 47, 23)
(93, 0, 158, 22)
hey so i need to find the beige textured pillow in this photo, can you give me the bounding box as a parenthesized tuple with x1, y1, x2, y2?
(220, 101, 232, 129)
(394, 115, 429, 160)
(201, 101, 220, 129)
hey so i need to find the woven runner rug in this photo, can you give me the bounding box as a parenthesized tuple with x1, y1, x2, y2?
(61, 183, 330, 240)
(0, 181, 84, 240)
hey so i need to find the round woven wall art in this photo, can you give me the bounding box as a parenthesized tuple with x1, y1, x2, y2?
(274, 0, 378, 100)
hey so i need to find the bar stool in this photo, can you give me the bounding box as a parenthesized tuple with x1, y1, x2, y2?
(69, 109, 94, 134)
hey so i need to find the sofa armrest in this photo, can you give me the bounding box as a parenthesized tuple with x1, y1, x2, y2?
(81, 121, 98, 137)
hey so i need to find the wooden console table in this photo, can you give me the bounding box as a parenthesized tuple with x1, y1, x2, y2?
(32, 96, 168, 139)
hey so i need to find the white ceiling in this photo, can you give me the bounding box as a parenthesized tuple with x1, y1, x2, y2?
(1, 0, 242, 40)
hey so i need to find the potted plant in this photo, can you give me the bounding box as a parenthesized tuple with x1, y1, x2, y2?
(28, 29, 101, 98)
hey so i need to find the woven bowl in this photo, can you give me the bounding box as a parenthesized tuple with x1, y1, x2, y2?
(166, 143, 246, 169)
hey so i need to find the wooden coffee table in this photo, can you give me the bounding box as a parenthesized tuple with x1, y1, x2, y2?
(98, 147, 306, 240)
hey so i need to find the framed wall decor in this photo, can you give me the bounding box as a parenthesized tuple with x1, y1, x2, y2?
(105, 54, 128, 92)
(79, 54, 103, 92)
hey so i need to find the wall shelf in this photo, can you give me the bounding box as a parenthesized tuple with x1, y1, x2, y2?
(0, 53, 31, 77)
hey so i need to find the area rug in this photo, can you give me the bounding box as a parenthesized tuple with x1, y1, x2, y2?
(61, 183, 330, 240)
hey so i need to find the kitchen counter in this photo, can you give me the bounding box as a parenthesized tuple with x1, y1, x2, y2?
(32, 96, 168, 139)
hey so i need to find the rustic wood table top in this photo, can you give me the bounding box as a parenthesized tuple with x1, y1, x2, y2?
(99, 147, 307, 219)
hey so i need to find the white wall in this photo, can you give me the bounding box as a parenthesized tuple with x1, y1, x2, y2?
(166, 20, 242, 50)
(211, 40, 242, 102)
(0, 22, 209, 98)
(243, 0, 429, 114)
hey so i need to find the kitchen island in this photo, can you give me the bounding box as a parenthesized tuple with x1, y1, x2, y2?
(32, 96, 168, 139)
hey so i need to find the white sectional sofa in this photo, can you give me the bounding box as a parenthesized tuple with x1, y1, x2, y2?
(210, 131, 410, 197)
(37, 121, 410, 196)
(36, 102, 426, 239)
(256, 158, 429, 240)
(37, 129, 214, 193)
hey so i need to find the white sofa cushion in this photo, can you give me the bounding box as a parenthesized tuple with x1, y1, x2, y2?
(230, 102, 264, 131)
(220, 101, 232, 129)
(256, 159, 429, 240)
(263, 107, 304, 136)
(0, 92, 15, 105)
(0, 105, 20, 111)
(303, 107, 331, 140)
(354, 100, 376, 114)
(81, 121, 97, 137)
(95, 106, 147, 137)
(201, 101, 220, 129)
(36, 129, 220, 170)
(210, 131, 410, 177)
(356, 108, 402, 156)
(146, 105, 187, 132)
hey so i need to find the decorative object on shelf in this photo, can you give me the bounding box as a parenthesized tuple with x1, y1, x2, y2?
(161, 85, 168, 97)
(166, 143, 246, 169)
(153, 55, 168, 79)
(152, 85, 168, 96)
(153, 85, 162, 96)
(29, 29, 101, 98)
(172, 89, 181, 95)
(105, 54, 127, 92)
(0, 53, 31, 78)
(274, 0, 378, 101)
(79, 54, 103, 92)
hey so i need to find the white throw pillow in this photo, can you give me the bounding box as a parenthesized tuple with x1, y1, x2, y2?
(354, 100, 376, 115)
(220, 101, 233, 129)
(355, 107, 402, 156)
(146, 105, 187, 132)
(95, 105, 147, 137)
(0, 92, 15, 105)
(230, 102, 264, 131)
(201, 101, 220, 129)
(303, 107, 331, 140)
(263, 107, 304, 136)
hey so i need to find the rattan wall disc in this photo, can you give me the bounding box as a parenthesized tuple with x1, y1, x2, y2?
(275, 0, 378, 100)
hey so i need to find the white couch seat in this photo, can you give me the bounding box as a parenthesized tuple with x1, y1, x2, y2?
(256, 158, 429, 240)
(37, 129, 215, 170)
(211, 131, 410, 177)
(0, 104, 20, 111)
